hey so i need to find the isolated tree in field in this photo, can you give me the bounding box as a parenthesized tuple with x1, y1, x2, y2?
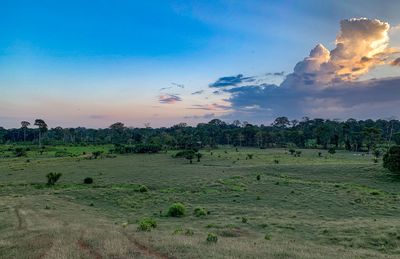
(383, 146, 400, 173)
(20, 121, 30, 142)
(34, 119, 48, 147)
(46, 172, 62, 185)
(196, 152, 202, 162)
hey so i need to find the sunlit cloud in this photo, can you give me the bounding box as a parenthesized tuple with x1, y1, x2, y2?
(391, 57, 400, 66)
(212, 18, 400, 121)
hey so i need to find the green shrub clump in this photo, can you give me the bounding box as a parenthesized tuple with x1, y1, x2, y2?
(14, 147, 27, 157)
(194, 207, 207, 217)
(167, 203, 186, 217)
(383, 146, 400, 173)
(137, 218, 157, 231)
(206, 233, 218, 243)
(46, 172, 62, 185)
(138, 185, 149, 192)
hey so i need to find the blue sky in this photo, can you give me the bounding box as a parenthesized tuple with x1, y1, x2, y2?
(1, 0, 400, 128)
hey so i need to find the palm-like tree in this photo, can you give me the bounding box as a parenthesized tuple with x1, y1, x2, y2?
(20, 121, 30, 142)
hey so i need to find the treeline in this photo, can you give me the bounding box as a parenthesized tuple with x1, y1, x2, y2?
(1, 117, 400, 151)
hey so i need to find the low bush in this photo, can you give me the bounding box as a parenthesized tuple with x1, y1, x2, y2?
(383, 145, 400, 173)
(328, 147, 336, 155)
(167, 203, 186, 217)
(137, 218, 157, 231)
(206, 233, 218, 243)
(83, 177, 93, 184)
(14, 147, 27, 157)
(46, 172, 62, 185)
(138, 185, 149, 192)
(194, 207, 207, 217)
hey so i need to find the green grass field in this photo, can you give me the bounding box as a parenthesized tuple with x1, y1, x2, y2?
(0, 146, 399, 258)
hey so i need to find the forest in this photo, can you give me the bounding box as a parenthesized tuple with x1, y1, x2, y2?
(2, 117, 400, 152)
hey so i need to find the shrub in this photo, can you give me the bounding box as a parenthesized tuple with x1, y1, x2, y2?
(83, 177, 93, 184)
(92, 151, 103, 159)
(328, 147, 336, 155)
(167, 203, 186, 217)
(134, 144, 162, 153)
(206, 233, 218, 243)
(194, 207, 207, 217)
(46, 172, 62, 185)
(137, 218, 157, 231)
(373, 149, 382, 158)
(383, 146, 400, 173)
(55, 150, 71, 157)
(138, 185, 149, 193)
(14, 147, 27, 157)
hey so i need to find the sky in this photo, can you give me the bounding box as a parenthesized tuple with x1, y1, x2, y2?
(1, 0, 400, 128)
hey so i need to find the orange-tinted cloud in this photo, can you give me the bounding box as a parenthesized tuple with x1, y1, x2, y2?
(283, 18, 397, 89)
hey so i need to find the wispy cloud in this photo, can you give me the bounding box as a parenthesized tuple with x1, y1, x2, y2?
(188, 103, 230, 111)
(159, 94, 182, 104)
(191, 90, 204, 95)
(209, 74, 255, 88)
(184, 113, 216, 119)
(171, 82, 185, 88)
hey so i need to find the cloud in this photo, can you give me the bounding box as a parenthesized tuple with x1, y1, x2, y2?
(171, 82, 185, 88)
(184, 113, 216, 119)
(282, 18, 396, 89)
(209, 74, 255, 88)
(158, 94, 182, 104)
(214, 18, 400, 121)
(188, 103, 231, 111)
(191, 90, 204, 95)
(266, 71, 286, 76)
(391, 57, 400, 66)
(89, 114, 110, 120)
(159, 86, 172, 91)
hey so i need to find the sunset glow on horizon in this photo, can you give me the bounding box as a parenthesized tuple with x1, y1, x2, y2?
(1, 0, 400, 129)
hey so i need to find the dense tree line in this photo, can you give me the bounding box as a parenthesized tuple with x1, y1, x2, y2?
(1, 117, 400, 152)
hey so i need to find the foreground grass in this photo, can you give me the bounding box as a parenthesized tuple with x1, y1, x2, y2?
(0, 147, 399, 258)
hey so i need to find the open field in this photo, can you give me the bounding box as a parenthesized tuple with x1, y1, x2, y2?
(0, 146, 400, 258)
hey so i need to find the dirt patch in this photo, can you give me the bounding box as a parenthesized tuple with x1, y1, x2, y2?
(123, 232, 170, 259)
(77, 239, 103, 259)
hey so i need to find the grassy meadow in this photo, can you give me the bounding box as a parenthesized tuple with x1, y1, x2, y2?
(0, 145, 400, 258)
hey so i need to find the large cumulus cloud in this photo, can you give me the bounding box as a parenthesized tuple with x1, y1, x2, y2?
(217, 18, 400, 121)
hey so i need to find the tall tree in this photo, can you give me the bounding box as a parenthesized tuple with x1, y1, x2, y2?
(34, 119, 48, 147)
(20, 121, 30, 142)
